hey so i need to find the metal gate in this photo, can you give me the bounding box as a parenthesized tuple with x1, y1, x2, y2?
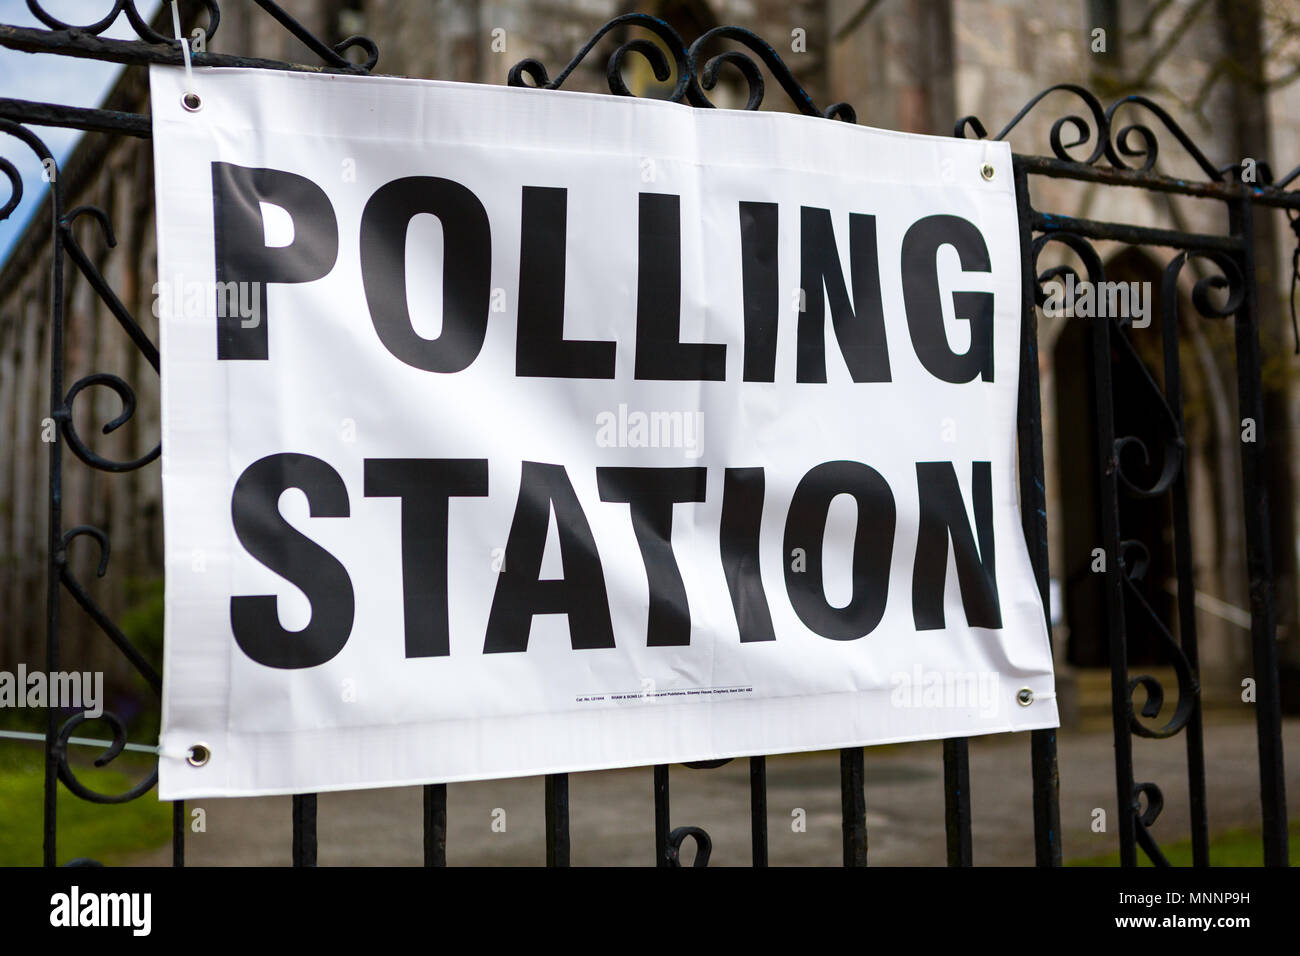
(0, 2, 1290, 867)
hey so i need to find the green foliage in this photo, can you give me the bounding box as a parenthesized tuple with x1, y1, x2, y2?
(111, 576, 166, 741)
(0, 739, 171, 866)
(1069, 821, 1300, 866)
(0, 579, 170, 866)
(118, 576, 165, 684)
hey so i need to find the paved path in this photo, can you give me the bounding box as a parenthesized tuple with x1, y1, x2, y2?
(129, 715, 1300, 865)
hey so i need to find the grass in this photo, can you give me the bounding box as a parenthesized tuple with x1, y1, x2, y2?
(0, 737, 173, 867)
(1068, 821, 1300, 866)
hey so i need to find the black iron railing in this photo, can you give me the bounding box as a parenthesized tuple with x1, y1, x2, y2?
(0, 2, 1290, 867)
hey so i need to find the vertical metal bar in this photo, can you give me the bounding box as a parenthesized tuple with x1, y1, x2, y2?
(1012, 159, 1062, 866)
(1091, 288, 1138, 868)
(172, 800, 185, 867)
(42, 152, 64, 870)
(1229, 194, 1290, 867)
(839, 747, 867, 866)
(292, 793, 317, 867)
(1172, 519, 1211, 867)
(545, 773, 570, 867)
(423, 783, 446, 867)
(1158, 257, 1210, 866)
(749, 756, 768, 866)
(1030, 730, 1060, 865)
(943, 738, 972, 866)
(653, 764, 670, 867)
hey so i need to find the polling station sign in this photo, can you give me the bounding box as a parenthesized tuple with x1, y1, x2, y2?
(151, 66, 1057, 799)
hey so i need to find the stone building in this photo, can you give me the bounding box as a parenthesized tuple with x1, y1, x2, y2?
(1, 0, 1298, 721)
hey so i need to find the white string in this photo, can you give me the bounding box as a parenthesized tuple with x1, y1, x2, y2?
(982, 139, 998, 180)
(0, 728, 160, 754)
(169, 0, 198, 107)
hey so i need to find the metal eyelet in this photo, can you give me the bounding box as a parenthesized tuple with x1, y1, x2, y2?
(186, 742, 211, 767)
(1016, 688, 1035, 706)
(980, 162, 996, 181)
(181, 92, 203, 112)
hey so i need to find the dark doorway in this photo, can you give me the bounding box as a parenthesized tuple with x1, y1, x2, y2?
(1054, 248, 1178, 667)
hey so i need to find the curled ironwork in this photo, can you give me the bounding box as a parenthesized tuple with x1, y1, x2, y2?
(508, 15, 855, 122)
(252, 0, 378, 72)
(1132, 781, 1171, 867)
(1031, 230, 1222, 864)
(60, 372, 159, 472)
(955, 83, 1300, 193)
(58, 526, 162, 693)
(16, 0, 379, 72)
(1117, 539, 1197, 741)
(26, 0, 219, 44)
(957, 83, 1111, 165)
(0, 116, 163, 842)
(1103, 94, 1221, 179)
(45, 521, 163, 807)
(58, 204, 161, 472)
(665, 825, 712, 867)
(1169, 249, 1245, 321)
(55, 711, 159, 805)
(1110, 344, 1182, 500)
(0, 155, 22, 220)
(685, 25, 856, 121)
(1030, 231, 1106, 311)
(508, 13, 691, 102)
(1097, 250, 1244, 860)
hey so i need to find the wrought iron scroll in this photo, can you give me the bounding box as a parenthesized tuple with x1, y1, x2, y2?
(977, 71, 1290, 865)
(506, 13, 855, 121)
(0, 118, 172, 866)
(0, 0, 383, 869)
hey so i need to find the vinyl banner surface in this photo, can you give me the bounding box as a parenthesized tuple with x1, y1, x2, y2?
(152, 66, 1057, 799)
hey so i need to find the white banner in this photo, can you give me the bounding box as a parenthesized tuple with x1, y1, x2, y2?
(151, 66, 1057, 799)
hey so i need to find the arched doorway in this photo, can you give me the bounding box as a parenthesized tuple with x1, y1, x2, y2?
(1053, 247, 1180, 667)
